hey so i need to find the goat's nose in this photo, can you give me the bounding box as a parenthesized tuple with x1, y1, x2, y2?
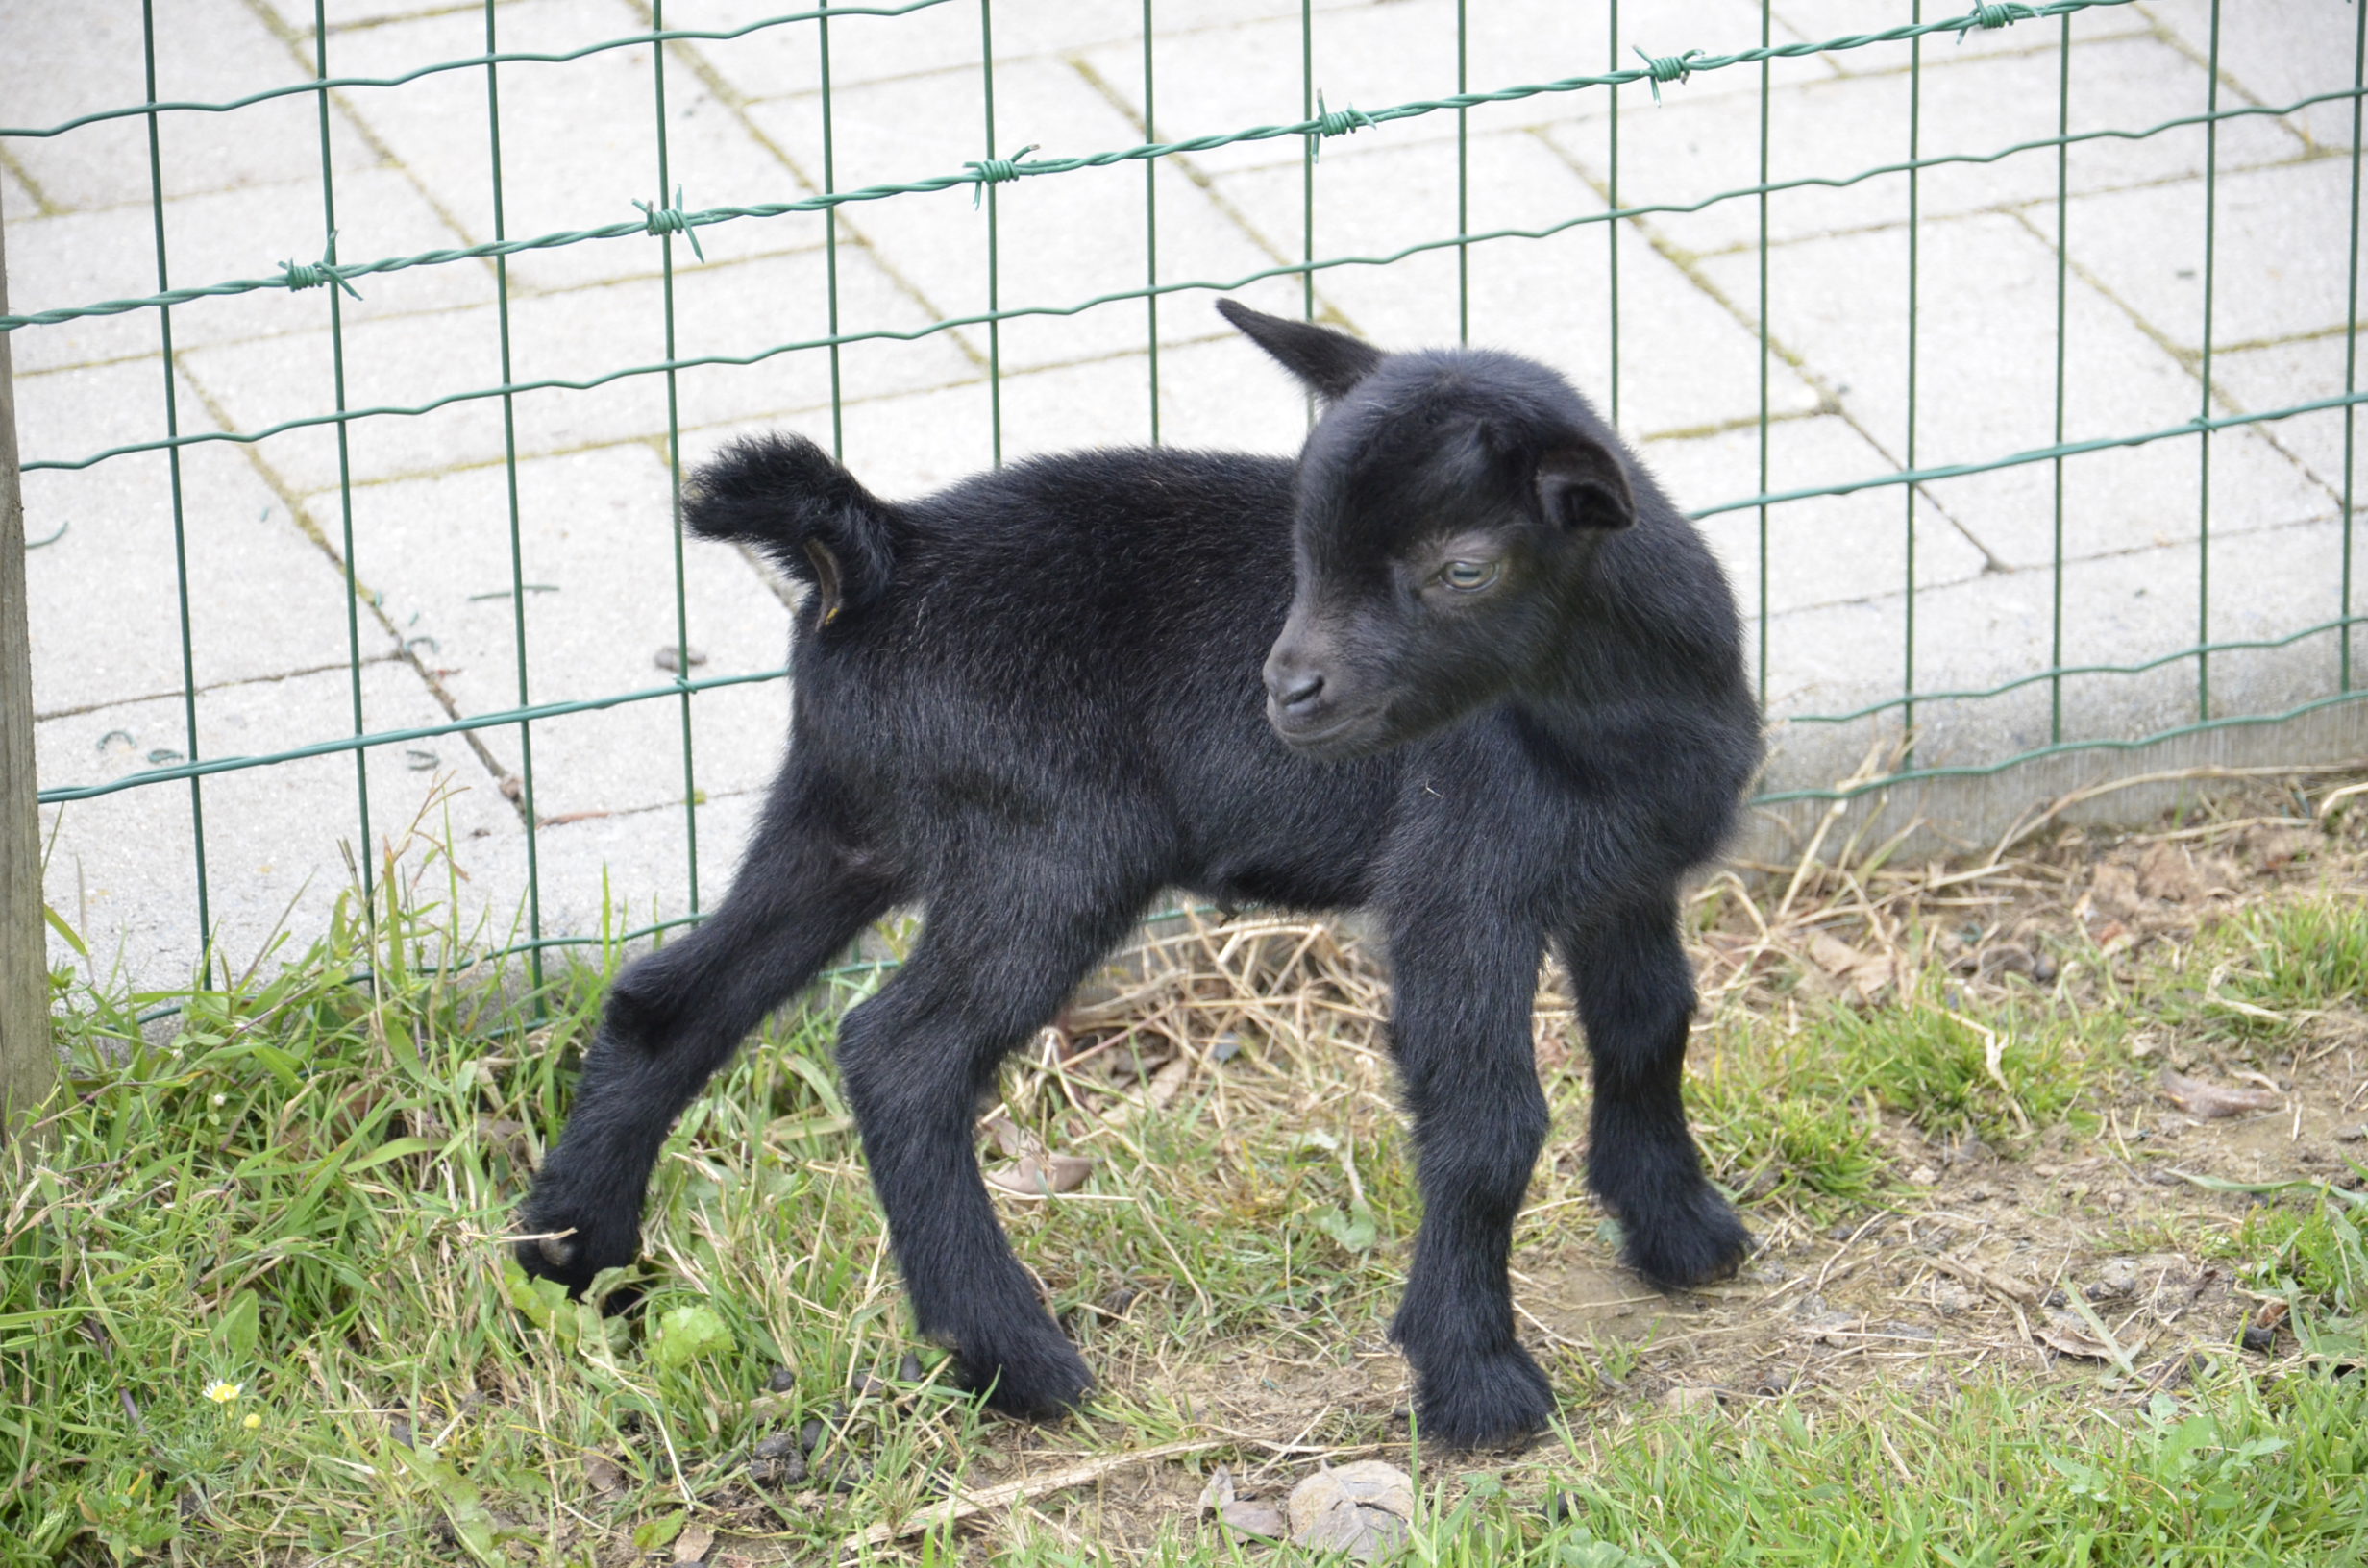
(1273, 670, 1324, 711)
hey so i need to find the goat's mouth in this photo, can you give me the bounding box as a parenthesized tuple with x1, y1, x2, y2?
(1268, 702, 1395, 760)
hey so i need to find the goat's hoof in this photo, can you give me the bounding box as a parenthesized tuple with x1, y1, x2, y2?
(1621, 1186, 1752, 1291)
(1412, 1348, 1555, 1451)
(513, 1215, 640, 1300)
(957, 1334, 1095, 1421)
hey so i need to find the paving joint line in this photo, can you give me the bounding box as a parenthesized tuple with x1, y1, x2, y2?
(1525, 122, 2013, 576)
(169, 336, 526, 820)
(2005, 204, 2345, 516)
(632, 0, 995, 378)
(1063, 49, 1359, 338)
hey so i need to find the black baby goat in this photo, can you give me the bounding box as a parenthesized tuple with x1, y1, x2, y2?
(517, 301, 1763, 1449)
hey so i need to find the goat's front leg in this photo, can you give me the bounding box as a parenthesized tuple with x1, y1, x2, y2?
(518, 827, 896, 1297)
(1560, 898, 1749, 1289)
(834, 878, 1144, 1419)
(1381, 901, 1557, 1450)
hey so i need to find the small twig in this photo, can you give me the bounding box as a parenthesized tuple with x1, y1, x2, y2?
(1994, 759, 2368, 859)
(842, 1439, 1222, 1551)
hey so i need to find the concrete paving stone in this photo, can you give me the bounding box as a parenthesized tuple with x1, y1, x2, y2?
(305, 441, 795, 817)
(1769, 0, 2152, 70)
(0, 0, 383, 213)
(736, 318, 1318, 505)
(1541, 32, 2300, 260)
(320, 0, 813, 296)
(255, 0, 504, 29)
(746, 58, 1281, 371)
(675, 0, 1403, 108)
(176, 242, 973, 491)
(36, 661, 515, 992)
(10, 355, 222, 472)
(2208, 334, 2365, 493)
(1757, 511, 2356, 793)
(2136, 0, 2367, 153)
(458, 787, 768, 962)
(2, 167, 484, 377)
(1070, 0, 1827, 189)
(2050, 515, 2356, 740)
(1206, 131, 1823, 437)
(21, 436, 394, 717)
(1655, 414, 1992, 619)
(2066, 159, 2368, 353)
(1694, 211, 2331, 568)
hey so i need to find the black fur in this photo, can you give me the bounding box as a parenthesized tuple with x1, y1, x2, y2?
(517, 301, 1763, 1450)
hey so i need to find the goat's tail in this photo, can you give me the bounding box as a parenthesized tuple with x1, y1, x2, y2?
(681, 433, 896, 617)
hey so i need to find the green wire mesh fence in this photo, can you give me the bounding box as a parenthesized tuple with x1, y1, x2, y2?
(1, 0, 2360, 993)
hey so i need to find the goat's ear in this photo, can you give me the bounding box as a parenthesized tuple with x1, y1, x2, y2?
(1215, 298, 1383, 402)
(1533, 436, 1636, 532)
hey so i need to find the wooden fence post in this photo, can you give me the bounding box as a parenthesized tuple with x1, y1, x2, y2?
(0, 186, 56, 1140)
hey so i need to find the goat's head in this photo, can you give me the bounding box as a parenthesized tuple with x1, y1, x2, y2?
(1218, 299, 1637, 760)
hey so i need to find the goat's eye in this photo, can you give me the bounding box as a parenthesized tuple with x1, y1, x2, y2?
(1439, 559, 1500, 592)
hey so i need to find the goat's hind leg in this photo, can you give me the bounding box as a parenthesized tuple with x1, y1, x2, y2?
(518, 822, 897, 1296)
(834, 872, 1146, 1420)
(1561, 900, 1749, 1289)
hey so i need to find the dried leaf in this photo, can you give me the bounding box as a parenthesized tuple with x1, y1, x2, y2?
(983, 1152, 1095, 1196)
(1288, 1460, 1415, 1561)
(2158, 1070, 2282, 1119)
(2089, 862, 2143, 920)
(980, 1114, 1032, 1160)
(1806, 932, 1895, 998)
(2135, 843, 2199, 902)
(673, 1523, 715, 1563)
(2036, 1324, 2116, 1361)
(582, 1454, 628, 1498)
(1807, 932, 1867, 976)
(1223, 1501, 1289, 1538)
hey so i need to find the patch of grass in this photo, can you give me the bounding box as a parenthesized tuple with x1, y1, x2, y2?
(1689, 1059, 1892, 1210)
(1797, 986, 2109, 1143)
(2222, 897, 2368, 1014)
(2235, 1189, 2368, 1347)
(1537, 1369, 2368, 1567)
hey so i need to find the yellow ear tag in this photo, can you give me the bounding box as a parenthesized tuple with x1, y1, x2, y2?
(804, 538, 844, 626)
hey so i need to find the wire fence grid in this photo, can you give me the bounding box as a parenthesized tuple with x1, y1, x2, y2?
(0, 0, 2361, 995)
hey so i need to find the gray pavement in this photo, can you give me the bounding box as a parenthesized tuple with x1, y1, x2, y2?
(3, 0, 2362, 991)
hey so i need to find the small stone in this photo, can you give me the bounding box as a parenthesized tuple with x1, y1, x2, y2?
(654, 645, 708, 674)
(900, 1352, 925, 1384)
(1287, 1461, 1416, 1561)
(1908, 1165, 1939, 1187)
(1661, 1384, 1718, 1413)
(2334, 1123, 2367, 1143)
